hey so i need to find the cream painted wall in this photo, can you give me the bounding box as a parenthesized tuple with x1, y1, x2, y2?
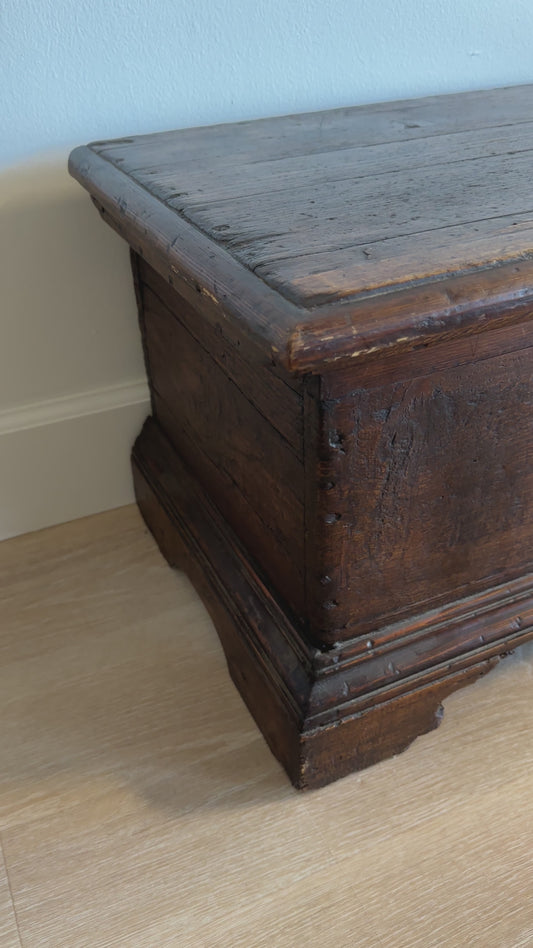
(0, 157, 146, 409)
(0, 157, 149, 539)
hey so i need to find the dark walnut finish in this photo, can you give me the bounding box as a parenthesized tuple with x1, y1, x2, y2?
(70, 84, 533, 789)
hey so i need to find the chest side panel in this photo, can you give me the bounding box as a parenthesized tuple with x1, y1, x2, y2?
(309, 321, 533, 644)
(135, 257, 306, 619)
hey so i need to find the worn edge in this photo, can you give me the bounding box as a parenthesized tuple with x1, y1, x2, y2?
(69, 144, 303, 372)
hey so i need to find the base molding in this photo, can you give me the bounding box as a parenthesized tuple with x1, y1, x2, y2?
(0, 382, 149, 541)
(132, 416, 533, 790)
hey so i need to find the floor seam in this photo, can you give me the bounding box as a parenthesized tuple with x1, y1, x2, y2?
(0, 832, 25, 948)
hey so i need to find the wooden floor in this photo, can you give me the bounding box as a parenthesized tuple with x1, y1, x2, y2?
(0, 506, 532, 947)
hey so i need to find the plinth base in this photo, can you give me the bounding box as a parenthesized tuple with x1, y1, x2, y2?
(132, 417, 533, 790)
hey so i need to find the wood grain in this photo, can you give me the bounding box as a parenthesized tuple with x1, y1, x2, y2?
(0, 507, 532, 946)
(85, 86, 533, 312)
(134, 256, 306, 619)
(166, 152, 533, 300)
(105, 122, 533, 206)
(311, 337, 533, 641)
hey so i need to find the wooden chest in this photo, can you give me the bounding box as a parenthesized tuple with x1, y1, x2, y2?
(69, 84, 533, 789)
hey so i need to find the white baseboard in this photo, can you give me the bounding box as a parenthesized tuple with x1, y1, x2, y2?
(0, 381, 150, 541)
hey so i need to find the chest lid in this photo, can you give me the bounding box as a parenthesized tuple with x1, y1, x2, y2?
(69, 84, 533, 373)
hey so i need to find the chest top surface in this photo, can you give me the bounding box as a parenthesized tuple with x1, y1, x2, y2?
(70, 84, 533, 372)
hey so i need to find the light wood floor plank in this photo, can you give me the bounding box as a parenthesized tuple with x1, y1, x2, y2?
(0, 506, 532, 946)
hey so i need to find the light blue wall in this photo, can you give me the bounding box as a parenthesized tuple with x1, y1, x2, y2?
(3, 0, 533, 166)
